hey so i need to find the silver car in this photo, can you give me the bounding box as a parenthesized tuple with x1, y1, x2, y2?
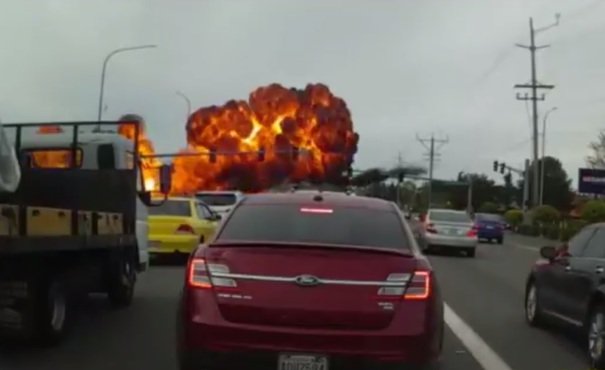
(418, 208, 478, 257)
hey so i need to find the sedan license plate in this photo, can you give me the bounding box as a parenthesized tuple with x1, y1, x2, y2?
(278, 354, 328, 370)
(486, 225, 494, 230)
(446, 228, 459, 235)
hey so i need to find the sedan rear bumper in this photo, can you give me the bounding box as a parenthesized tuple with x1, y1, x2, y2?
(424, 233, 477, 248)
(179, 348, 438, 370)
(178, 292, 442, 367)
(149, 235, 199, 254)
(181, 320, 436, 360)
(477, 229, 503, 240)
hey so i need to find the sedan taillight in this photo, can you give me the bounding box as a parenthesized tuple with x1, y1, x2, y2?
(404, 271, 431, 300)
(376, 271, 431, 300)
(187, 258, 237, 290)
(176, 224, 195, 234)
(467, 224, 478, 237)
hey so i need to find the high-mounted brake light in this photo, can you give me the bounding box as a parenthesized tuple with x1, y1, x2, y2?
(300, 207, 333, 214)
(404, 271, 431, 300)
(176, 224, 195, 234)
(187, 258, 237, 290)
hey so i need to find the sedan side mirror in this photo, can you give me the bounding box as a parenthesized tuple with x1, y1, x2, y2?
(540, 246, 557, 260)
(212, 213, 222, 221)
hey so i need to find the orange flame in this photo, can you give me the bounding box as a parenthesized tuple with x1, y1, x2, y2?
(117, 116, 162, 191)
(30, 149, 81, 169)
(26, 84, 358, 194)
(171, 83, 358, 193)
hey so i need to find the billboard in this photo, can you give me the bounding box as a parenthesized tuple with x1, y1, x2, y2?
(578, 168, 605, 194)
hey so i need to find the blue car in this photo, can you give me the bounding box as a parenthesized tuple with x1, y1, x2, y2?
(474, 213, 505, 244)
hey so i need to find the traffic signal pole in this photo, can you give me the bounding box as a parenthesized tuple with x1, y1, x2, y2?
(493, 159, 530, 212)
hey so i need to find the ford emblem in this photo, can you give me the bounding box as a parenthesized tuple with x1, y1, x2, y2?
(294, 274, 320, 287)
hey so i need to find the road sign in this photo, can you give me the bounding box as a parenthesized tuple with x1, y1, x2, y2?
(578, 168, 605, 194)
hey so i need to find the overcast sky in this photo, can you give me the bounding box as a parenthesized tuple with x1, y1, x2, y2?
(2, 0, 604, 187)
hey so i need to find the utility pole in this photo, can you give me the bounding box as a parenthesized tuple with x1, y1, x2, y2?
(396, 152, 403, 208)
(523, 159, 530, 213)
(514, 14, 559, 208)
(467, 179, 473, 215)
(540, 106, 557, 206)
(416, 133, 448, 209)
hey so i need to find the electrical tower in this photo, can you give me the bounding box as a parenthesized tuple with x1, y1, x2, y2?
(514, 14, 559, 208)
(416, 133, 448, 208)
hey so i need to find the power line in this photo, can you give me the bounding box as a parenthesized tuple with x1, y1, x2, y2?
(416, 133, 448, 208)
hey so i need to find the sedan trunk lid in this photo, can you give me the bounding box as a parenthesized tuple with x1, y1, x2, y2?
(203, 243, 418, 330)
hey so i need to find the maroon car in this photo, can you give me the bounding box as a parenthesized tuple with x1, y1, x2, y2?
(177, 191, 443, 370)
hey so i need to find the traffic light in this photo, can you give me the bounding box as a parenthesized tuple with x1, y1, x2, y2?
(291, 146, 299, 161)
(209, 148, 217, 163)
(504, 172, 512, 184)
(258, 147, 265, 162)
(493, 161, 498, 172)
(500, 163, 505, 174)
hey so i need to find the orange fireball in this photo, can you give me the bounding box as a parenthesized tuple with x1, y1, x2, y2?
(171, 83, 359, 193)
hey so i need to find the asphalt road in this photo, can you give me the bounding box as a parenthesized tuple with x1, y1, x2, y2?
(0, 233, 591, 370)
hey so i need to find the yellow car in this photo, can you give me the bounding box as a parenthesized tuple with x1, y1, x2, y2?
(148, 196, 220, 257)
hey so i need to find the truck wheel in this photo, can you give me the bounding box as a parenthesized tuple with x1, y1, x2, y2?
(107, 254, 136, 308)
(37, 278, 71, 345)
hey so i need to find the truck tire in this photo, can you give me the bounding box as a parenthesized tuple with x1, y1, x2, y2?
(107, 252, 136, 308)
(36, 277, 71, 345)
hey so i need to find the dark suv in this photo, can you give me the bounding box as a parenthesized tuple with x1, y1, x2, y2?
(525, 223, 605, 369)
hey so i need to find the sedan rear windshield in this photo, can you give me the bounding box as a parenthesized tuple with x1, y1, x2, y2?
(196, 193, 237, 206)
(217, 204, 410, 250)
(148, 200, 191, 216)
(429, 210, 471, 223)
(475, 213, 503, 222)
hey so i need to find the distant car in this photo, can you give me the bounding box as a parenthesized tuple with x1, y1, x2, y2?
(148, 197, 221, 258)
(195, 191, 244, 215)
(474, 213, 505, 244)
(418, 208, 478, 257)
(525, 223, 605, 369)
(177, 191, 444, 370)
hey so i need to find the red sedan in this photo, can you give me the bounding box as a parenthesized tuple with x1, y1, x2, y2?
(177, 191, 443, 370)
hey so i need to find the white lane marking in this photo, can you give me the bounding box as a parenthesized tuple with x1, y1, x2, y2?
(444, 303, 513, 370)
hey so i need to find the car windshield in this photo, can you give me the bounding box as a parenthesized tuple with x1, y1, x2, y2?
(217, 204, 410, 251)
(475, 213, 503, 222)
(148, 200, 191, 216)
(429, 210, 471, 223)
(196, 193, 237, 206)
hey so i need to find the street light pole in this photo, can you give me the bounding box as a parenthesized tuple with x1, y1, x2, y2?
(540, 106, 557, 206)
(176, 91, 192, 119)
(96, 44, 157, 130)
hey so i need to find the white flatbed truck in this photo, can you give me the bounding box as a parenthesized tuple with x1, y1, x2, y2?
(0, 120, 170, 344)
